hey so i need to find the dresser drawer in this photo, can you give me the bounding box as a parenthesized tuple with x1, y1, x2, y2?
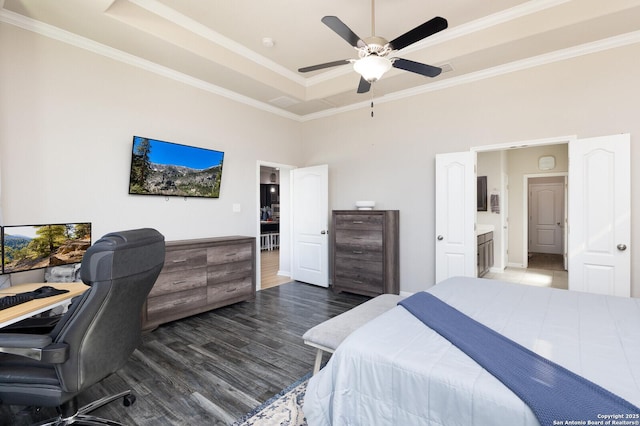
(335, 258, 383, 278)
(334, 276, 384, 295)
(207, 276, 253, 304)
(207, 243, 252, 265)
(335, 245, 382, 262)
(334, 214, 383, 230)
(207, 260, 253, 284)
(163, 248, 207, 272)
(146, 287, 207, 322)
(149, 267, 207, 297)
(335, 229, 382, 248)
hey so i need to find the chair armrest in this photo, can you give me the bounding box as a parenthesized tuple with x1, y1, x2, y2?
(0, 333, 69, 363)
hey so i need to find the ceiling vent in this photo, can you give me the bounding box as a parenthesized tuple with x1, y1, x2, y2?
(438, 62, 454, 73)
(269, 96, 300, 108)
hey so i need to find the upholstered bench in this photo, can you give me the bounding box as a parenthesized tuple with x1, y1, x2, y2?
(303, 293, 405, 374)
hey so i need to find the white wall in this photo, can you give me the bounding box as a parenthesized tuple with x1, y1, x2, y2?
(0, 23, 304, 282)
(301, 43, 640, 297)
(3, 21, 640, 296)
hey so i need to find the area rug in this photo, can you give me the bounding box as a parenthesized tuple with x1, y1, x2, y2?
(231, 373, 310, 426)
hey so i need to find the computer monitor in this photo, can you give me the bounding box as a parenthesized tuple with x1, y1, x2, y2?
(1, 223, 91, 274)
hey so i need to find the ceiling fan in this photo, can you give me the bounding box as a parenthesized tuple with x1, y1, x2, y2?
(298, 0, 448, 93)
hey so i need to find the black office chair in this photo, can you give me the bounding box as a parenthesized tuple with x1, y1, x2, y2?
(0, 228, 165, 425)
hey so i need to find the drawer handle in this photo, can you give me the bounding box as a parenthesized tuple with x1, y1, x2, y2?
(172, 280, 186, 285)
(352, 250, 364, 254)
(226, 288, 237, 293)
(173, 300, 188, 306)
(352, 221, 364, 224)
(226, 253, 237, 257)
(172, 259, 187, 263)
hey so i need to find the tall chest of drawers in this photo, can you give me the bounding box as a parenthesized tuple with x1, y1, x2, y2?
(332, 210, 399, 296)
(142, 236, 255, 331)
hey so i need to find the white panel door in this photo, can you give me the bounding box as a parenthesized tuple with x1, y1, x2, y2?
(568, 134, 630, 296)
(529, 183, 563, 254)
(291, 165, 329, 287)
(435, 152, 476, 283)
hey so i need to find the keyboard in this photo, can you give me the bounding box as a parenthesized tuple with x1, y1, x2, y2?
(0, 293, 35, 310)
(0, 286, 70, 310)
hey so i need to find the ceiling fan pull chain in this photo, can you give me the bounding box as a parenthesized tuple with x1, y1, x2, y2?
(370, 87, 374, 118)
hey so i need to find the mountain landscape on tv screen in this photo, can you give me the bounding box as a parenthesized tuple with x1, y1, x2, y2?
(129, 157, 222, 198)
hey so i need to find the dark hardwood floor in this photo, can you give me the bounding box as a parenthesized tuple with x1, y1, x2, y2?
(0, 282, 369, 425)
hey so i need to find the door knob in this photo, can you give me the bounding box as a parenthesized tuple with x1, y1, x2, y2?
(617, 244, 627, 251)
(321, 230, 327, 235)
(437, 235, 444, 241)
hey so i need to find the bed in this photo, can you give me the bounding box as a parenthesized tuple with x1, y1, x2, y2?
(303, 277, 640, 425)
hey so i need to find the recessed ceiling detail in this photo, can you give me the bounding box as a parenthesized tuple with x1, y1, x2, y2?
(2, 0, 640, 120)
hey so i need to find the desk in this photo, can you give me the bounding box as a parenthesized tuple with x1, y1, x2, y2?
(0, 282, 89, 328)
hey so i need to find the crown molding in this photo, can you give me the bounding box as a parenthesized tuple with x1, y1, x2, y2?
(0, 7, 300, 121)
(300, 29, 640, 122)
(405, 0, 571, 54)
(2, 4, 640, 122)
(126, 0, 307, 86)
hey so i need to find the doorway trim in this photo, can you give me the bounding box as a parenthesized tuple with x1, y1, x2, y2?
(472, 134, 576, 273)
(522, 173, 568, 269)
(256, 160, 296, 291)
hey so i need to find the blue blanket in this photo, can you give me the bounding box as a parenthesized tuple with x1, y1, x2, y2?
(399, 292, 640, 426)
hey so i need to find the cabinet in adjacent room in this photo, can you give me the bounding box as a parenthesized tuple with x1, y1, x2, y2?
(477, 231, 494, 277)
(332, 210, 399, 296)
(142, 236, 255, 331)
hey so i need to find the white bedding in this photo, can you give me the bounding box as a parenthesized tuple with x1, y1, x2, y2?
(303, 277, 640, 426)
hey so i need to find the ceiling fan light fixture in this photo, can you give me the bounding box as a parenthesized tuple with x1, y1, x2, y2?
(353, 55, 392, 82)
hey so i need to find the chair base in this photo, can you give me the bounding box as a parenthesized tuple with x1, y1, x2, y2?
(35, 390, 136, 426)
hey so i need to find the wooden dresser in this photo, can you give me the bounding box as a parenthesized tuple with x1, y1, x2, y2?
(142, 236, 255, 331)
(332, 210, 399, 296)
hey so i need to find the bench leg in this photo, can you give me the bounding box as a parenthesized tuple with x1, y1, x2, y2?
(313, 348, 324, 375)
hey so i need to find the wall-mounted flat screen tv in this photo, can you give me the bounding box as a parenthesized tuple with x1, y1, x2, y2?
(128, 136, 224, 198)
(1, 223, 92, 274)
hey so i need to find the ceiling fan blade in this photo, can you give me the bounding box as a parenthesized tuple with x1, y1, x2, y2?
(392, 58, 442, 77)
(298, 59, 351, 73)
(389, 16, 448, 51)
(357, 77, 371, 93)
(322, 16, 366, 48)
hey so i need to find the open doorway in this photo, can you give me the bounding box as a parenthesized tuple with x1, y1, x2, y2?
(258, 164, 292, 290)
(440, 134, 629, 296)
(477, 142, 569, 290)
(526, 175, 566, 273)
